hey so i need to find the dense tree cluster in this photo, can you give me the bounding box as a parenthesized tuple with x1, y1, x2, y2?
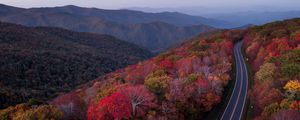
(245, 18, 300, 119)
(0, 22, 152, 109)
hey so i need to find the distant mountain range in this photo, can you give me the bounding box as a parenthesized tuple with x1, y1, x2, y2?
(129, 6, 300, 27)
(209, 11, 300, 26)
(0, 4, 231, 27)
(0, 4, 226, 52)
(0, 22, 152, 108)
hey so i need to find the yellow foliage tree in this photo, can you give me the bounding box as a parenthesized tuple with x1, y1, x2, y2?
(284, 80, 300, 100)
(255, 63, 276, 83)
(144, 70, 171, 100)
(284, 80, 300, 92)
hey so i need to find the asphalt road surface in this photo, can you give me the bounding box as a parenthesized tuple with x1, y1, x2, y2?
(220, 41, 249, 120)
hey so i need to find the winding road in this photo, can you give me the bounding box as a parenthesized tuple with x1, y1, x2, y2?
(220, 41, 249, 120)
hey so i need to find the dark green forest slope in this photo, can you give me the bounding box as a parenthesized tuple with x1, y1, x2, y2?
(0, 22, 152, 108)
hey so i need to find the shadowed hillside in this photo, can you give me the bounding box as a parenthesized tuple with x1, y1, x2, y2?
(0, 22, 152, 109)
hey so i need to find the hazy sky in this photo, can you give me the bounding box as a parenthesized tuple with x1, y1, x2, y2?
(1, 0, 299, 9)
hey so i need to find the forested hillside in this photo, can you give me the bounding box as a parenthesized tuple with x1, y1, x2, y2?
(244, 18, 300, 119)
(0, 22, 152, 109)
(83, 31, 238, 120)
(0, 27, 243, 119)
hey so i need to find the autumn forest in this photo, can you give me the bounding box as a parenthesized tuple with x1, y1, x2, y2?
(0, 2, 300, 120)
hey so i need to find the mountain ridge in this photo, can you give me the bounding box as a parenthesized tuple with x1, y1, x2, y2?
(0, 4, 223, 52)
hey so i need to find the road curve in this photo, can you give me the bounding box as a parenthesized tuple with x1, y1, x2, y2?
(220, 41, 249, 120)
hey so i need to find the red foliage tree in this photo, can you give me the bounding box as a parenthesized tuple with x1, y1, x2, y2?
(258, 88, 283, 110)
(119, 85, 156, 118)
(87, 85, 156, 120)
(159, 59, 174, 69)
(289, 101, 300, 110)
(249, 81, 284, 116)
(245, 41, 260, 62)
(174, 47, 189, 56)
(249, 81, 271, 116)
(87, 92, 132, 120)
(266, 38, 291, 54)
(210, 53, 219, 64)
(199, 91, 221, 111)
(266, 41, 278, 52)
(196, 78, 210, 94)
(189, 56, 202, 71)
(253, 48, 268, 71)
(125, 62, 157, 84)
(175, 58, 193, 77)
(290, 33, 300, 48)
(199, 39, 208, 45)
(277, 38, 291, 51)
(296, 34, 300, 41)
(221, 41, 233, 55)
